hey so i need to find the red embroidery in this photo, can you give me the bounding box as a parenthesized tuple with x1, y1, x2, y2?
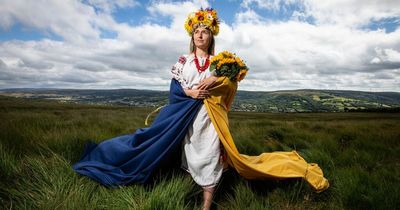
(178, 56, 186, 64)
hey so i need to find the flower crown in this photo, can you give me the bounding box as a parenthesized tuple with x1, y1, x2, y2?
(184, 7, 220, 36)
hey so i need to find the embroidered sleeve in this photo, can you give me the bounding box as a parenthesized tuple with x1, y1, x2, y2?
(170, 55, 189, 88)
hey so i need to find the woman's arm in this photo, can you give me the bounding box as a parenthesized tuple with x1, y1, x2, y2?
(184, 74, 218, 99)
(183, 88, 210, 99)
(197, 75, 218, 90)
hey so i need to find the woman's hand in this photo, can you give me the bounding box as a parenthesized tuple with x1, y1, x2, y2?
(184, 89, 210, 99)
(197, 75, 218, 90)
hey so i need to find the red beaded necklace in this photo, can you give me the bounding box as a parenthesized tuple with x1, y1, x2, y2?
(193, 49, 210, 73)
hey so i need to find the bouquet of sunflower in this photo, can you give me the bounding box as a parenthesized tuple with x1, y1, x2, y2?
(210, 51, 248, 82)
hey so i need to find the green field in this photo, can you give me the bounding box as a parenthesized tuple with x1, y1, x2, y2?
(1, 96, 399, 209)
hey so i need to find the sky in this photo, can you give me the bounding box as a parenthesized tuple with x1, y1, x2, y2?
(0, 0, 400, 92)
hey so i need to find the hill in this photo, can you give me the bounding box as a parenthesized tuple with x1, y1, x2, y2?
(1, 88, 400, 112)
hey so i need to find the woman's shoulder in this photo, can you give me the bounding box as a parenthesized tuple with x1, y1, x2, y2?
(176, 54, 194, 65)
(178, 54, 188, 64)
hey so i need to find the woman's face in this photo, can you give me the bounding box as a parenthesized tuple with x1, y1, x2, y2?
(193, 26, 211, 51)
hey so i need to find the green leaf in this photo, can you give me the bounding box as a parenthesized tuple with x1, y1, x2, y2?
(209, 63, 216, 72)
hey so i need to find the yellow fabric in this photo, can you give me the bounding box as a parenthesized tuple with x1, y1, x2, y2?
(204, 77, 330, 193)
(145, 105, 166, 126)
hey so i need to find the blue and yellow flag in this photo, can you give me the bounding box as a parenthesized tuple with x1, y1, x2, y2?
(73, 77, 329, 192)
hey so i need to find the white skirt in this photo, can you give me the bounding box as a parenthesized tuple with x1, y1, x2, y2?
(181, 105, 223, 188)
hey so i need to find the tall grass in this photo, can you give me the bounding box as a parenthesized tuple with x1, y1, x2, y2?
(1, 97, 399, 209)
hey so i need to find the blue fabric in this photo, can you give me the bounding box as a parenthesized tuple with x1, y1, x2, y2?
(73, 79, 202, 187)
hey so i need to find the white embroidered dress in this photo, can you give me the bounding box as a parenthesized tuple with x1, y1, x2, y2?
(171, 54, 223, 188)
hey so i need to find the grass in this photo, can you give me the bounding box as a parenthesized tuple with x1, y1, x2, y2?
(1, 96, 399, 209)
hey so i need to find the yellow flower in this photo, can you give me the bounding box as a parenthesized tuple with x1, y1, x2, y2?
(236, 69, 248, 81)
(221, 51, 233, 58)
(210, 51, 249, 81)
(184, 8, 219, 36)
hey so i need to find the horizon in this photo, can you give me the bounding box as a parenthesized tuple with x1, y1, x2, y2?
(1, 0, 399, 92)
(1, 87, 400, 94)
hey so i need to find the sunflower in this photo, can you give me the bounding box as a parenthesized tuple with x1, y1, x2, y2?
(210, 51, 249, 82)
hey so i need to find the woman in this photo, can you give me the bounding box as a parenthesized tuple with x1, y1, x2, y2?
(171, 8, 222, 209)
(73, 7, 329, 210)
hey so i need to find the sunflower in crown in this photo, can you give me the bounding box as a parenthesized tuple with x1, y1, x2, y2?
(184, 7, 220, 36)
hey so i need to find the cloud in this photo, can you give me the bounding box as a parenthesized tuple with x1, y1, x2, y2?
(241, 0, 298, 11)
(0, 0, 210, 89)
(86, 0, 139, 13)
(227, 0, 400, 91)
(0, 59, 7, 69)
(234, 9, 264, 24)
(0, 0, 133, 43)
(373, 48, 400, 63)
(303, 0, 400, 27)
(241, 0, 400, 27)
(0, 0, 399, 92)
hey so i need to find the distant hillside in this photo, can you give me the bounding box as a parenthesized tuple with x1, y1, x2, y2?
(1, 88, 400, 112)
(233, 89, 400, 112)
(0, 88, 169, 108)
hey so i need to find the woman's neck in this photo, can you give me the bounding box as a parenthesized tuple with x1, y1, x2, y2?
(194, 47, 208, 58)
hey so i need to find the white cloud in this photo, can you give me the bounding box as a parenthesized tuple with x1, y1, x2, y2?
(228, 0, 400, 91)
(304, 0, 400, 27)
(241, 0, 298, 11)
(0, 0, 210, 89)
(86, 0, 139, 13)
(241, 0, 400, 27)
(0, 0, 399, 92)
(374, 48, 400, 63)
(234, 9, 264, 24)
(0, 0, 101, 43)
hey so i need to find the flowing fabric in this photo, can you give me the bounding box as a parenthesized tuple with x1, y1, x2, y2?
(73, 76, 330, 192)
(73, 79, 202, 187)
(203, 77, 330, 192)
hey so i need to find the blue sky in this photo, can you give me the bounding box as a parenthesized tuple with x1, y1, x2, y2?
(1, 0, 400, 91)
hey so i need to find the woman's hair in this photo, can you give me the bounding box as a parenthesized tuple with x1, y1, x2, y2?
(189, 26, 215, 55)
